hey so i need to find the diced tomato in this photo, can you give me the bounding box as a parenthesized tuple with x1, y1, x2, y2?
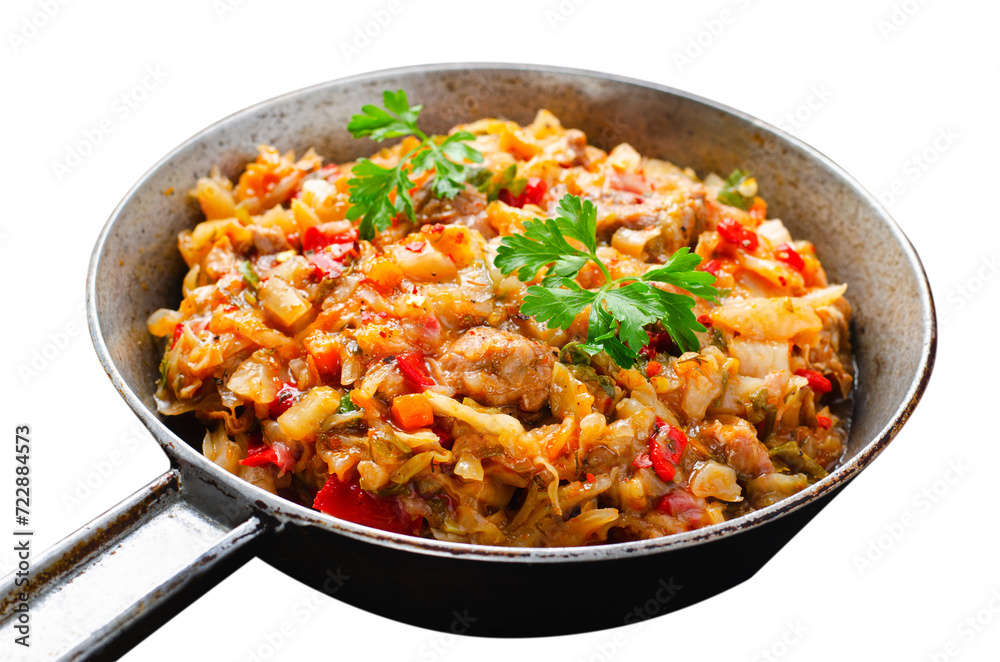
(656, 489, 700, 517)
(795, 369, 833, 395)
(701, 259, 724, 277)
(816, 414, 833, 429)
(313, 475, 421, 535)
(269, 382, 301, 418)
(717, 218, 759, 251)
(308, 251, 344, 280)
(396, 352, 435, 391)
(774, 243, 805, 272)
(499, 177, 547, 208)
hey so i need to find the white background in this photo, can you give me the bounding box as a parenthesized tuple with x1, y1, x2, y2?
(1, 0, 997, 660)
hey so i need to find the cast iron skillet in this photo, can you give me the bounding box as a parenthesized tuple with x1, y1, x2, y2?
(0, 64, 935, 661)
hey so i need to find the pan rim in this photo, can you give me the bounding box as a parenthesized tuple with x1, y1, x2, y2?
(86, 61, 937, 563)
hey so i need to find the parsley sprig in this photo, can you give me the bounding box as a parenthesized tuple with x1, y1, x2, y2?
(495, 195, 718, 368)
(717, 169, 754, 210)
(346, 90, 484, 239)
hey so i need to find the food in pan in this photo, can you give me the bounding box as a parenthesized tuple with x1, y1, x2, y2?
(148, 90, 853, 546)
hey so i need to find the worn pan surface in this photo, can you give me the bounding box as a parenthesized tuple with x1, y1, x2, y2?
(0, 64, 934, 661)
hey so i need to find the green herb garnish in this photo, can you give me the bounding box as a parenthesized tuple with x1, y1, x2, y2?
(495, 195, 718, 368)
(717, 169, 755, 210)
(237, 260, 259, 292)
(346, 90, 484, 240)
(336, 391, 359, 414)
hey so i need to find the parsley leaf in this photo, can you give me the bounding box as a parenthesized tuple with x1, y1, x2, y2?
(346, 90, 484, 240)
(717, 169, 755, 210)
(496, 194, 719, 368)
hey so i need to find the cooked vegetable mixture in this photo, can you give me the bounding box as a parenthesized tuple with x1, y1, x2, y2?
(149, 91, 852, 546)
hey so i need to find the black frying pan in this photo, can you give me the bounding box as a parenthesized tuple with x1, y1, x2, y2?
(0, 64, 935, 661)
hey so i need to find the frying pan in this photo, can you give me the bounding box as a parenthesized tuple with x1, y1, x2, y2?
(0, 64, 935, 661)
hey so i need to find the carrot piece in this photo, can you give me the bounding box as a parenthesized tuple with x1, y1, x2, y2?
(391, 393, 434, 429)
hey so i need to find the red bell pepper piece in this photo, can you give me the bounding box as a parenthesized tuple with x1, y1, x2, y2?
(308, 251, 344, 280)
(169, 323, 184, 350)
(773, 243, 805, 272)
(795, 369, 833, 395)
(663, 425, 688, 464)
(239, 433, 296, 473)
(717, 218, 759, 251)
(269, 382, 301, 418)
(396, 352, 435, 391)
(431, 425, 453, 450)
(701, 259, 724, 277)
(632, 453, 652, 469)
(499, 177, 547, 208)
(302, 225, 359, 253)
(313, 475, 421, 535)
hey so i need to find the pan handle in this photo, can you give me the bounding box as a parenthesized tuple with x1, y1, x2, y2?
(0, 468, 267, 661)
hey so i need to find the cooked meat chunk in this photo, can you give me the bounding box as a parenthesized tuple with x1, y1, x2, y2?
(440, 327, 554, 411)
(252, 225, 291, 254)
(699, 417, 774, 479)
(412, 182, 492, 237)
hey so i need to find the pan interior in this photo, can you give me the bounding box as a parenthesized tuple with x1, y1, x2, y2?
(90, 66, 931, 540)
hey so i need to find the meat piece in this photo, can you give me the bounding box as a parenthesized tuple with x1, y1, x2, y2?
(252, 225, 291, 254)
(412, 182, 492, 237)
(439, 327, 554, 411)
(593, 189, 705, 262)
(698, 416, 774, 479)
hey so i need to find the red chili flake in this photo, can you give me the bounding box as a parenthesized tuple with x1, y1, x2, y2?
(646, 361, 663, 377)
(696, 314, 712, 327)
(404, 241, 426, 253)
(816, 415, 833, 429)
(795, 369, 833, 395)
(585, 473, 596, 483)
(778, 276, 787, 287)
(717, 218, 759, 252)
(774, 243, 805, 272)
